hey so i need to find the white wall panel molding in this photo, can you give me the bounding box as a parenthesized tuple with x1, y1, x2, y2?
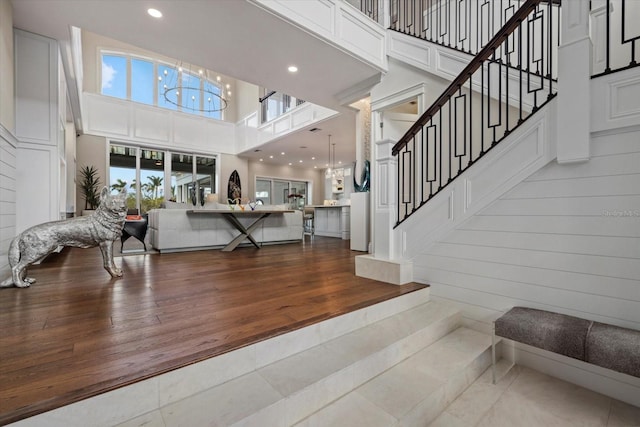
(252, 0, 387, 71)
(338, 8, 385, 67)
(387, 32, 432, 71)
(388, 31, 538, 112)
(14, 29, 58, 146)
(591, 67, 640, 132)
(0, 125, 17, 280)
(0, 122, 18, 148)
(84, 93, 130, 137)
(83, 93, 235, 154)
(238, 102, 339, 154)
(410, 126, 640, 406)
(15, 142, 58, 233)
(133, 106, 171, 142)
(371, 83, 426, 112)
(399, 100, 556, 258)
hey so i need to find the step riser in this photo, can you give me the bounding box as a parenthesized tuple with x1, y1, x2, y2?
(234, 309, 461, 427)
(399, 346, 492, 427)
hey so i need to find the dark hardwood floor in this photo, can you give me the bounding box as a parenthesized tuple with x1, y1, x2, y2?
(0, 238, 426, 425)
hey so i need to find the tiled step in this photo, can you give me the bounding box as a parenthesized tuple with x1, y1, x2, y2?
(155, 299, 460, 427)
(295, 327, 493, 427)
(12, 288, 434, 427)
(113, 296, 460, 427)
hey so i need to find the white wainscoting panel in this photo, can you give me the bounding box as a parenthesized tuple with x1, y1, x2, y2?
(398, 100, 556, 258)
(409, 126, 640, 407)
(591, 67, 640, 131)
(238, 103, 339, 154)
(172, 115, 208, 148)
(0, 126, 17, 279)
(14, 30, 57, 146)
(83, 93, 235, 154)
(338, 8, 385, 66)
(85, 94, 130, 137)
(133, 106, 171, 142)
(15, 142, 59, 234)
(253, 0, 386, 70)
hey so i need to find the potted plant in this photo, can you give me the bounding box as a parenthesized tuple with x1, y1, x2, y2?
(79, 165, 101, 215)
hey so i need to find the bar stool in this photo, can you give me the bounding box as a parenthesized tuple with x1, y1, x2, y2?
(303, 212, 314, 240)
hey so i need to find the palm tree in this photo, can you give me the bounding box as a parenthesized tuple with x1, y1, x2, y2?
(146, 176, 164, 200)
(110, 178, 128, 193)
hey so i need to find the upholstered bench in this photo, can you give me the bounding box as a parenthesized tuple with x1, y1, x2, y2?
(492, 307, 640, 383)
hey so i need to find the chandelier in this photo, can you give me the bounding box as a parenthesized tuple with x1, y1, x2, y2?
(158, 63, 229, 114)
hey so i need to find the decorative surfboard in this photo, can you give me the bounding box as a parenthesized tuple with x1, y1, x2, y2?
(227, 170, 242, 201)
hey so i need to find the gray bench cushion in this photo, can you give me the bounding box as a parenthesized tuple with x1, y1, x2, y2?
(494, 307, 591, 361)
(586, 322, 640, 378)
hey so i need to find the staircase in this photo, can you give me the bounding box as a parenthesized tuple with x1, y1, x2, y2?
(12, 289, 500, 426)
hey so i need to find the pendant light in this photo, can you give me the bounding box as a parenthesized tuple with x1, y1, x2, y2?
(325, 134, 333, 178)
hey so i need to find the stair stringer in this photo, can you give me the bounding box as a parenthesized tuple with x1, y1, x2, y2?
(397, 98, 558, 262)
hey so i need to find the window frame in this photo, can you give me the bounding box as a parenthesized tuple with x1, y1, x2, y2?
(99, 50, 225, 120)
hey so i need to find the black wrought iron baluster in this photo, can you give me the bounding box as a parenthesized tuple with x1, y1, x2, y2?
(439, 109, 443, 189)
(481, 61, 485, 154)
(518, 19, 523, 123)
(468, 72, 473, 167)
(448, 97, 452, 182)
(606, 0, 611, 73)
(420, 127, 425, 205)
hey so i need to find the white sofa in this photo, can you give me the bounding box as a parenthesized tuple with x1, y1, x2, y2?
(148, 204, 303, 252)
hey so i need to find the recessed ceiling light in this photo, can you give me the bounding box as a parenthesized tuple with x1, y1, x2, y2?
(147, 8, 162, 18)
(299, 160, 303, 163)
(269, 155, 274, 159)
(338, 161, 342, 164)
(314, 166, 317, 169)
(288, 65, 298, 73)
(288, 162, 292, 166)
(311, 157, 315, 160)
(281, 152, 285, 155)
(259, 158, 263, 162)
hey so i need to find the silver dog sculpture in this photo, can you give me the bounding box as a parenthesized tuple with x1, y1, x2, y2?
(1, 187, 127, 288)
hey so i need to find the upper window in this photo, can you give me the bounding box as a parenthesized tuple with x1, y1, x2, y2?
(101, 54, 127, 99)
(100, 52, 224, 120)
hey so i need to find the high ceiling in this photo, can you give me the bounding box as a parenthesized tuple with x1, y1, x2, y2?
(11, 0, 381, 168)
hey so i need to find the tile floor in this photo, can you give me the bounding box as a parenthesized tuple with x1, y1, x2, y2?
(430, 362, 640, 427)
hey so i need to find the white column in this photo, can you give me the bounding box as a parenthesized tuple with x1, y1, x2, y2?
(355, 138, 412, 285)
(371, 139, 398, 259)
(556, 0, 591, 163)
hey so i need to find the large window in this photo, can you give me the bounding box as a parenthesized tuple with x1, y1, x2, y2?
(110, 143, 217, 213)
(256, 178, 308, 209)
(101, 51, 225, 120)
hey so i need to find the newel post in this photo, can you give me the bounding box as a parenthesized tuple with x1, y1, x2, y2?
(355, 138, 412, 285)
(556, 0, 592, 163)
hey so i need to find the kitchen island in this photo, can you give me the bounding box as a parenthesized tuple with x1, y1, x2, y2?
(310, 205, 350, 240)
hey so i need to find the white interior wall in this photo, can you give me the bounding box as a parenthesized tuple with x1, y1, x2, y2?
(0, 0, 14, 132)
(75, 134, 107, 214)
(220, 153, 249, 203)
(412, 128, 640, 405)
(0, 0, 15, 280)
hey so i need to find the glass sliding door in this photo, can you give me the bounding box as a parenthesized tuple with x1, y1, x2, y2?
(110, 143, 218, 210)
(255, 177, 309, 209)
(195, 155, 216, 205)
(255, 179, 271, 205)
(170, 153, 193, 204)
(109, 144, 137, 210)
(139, 149, 165, 213)
(273, 180, 290, 205)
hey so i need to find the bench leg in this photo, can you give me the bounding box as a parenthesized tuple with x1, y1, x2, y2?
(492, 323, 497, 385)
